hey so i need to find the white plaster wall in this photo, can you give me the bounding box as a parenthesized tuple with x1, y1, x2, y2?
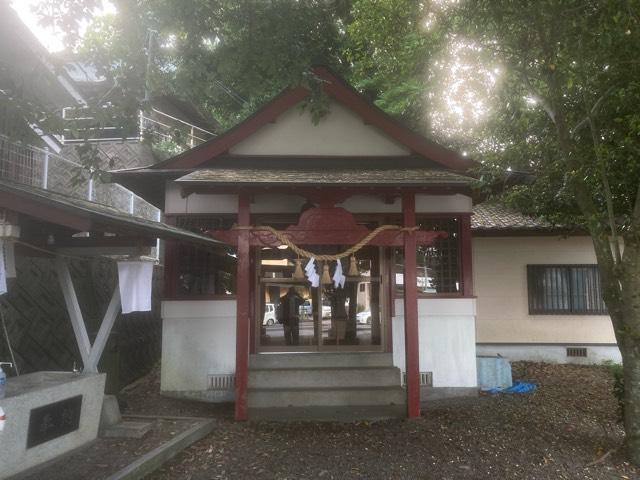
(476, 344, 622, 365)
(415, 194, 472, 213)
(230, 100, 411, 156)
(166, 185, 472, 217)
(392, 298, 477, 388)
(161, 300, 237, 392)
(473, 236, 616, 344)
(165, 182, 238, 214)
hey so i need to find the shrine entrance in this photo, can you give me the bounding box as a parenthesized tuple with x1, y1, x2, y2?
(257, 245, 385, 352)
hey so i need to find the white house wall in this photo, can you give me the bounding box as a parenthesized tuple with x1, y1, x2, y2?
(229, 100, 411, 157)
(161, 300, 236, 401)
(392, 298, 477, 388)
(473, 236, 619, 364)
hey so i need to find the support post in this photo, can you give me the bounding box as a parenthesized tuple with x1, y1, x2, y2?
(56, 258, 122, 373)
(235, 193, 251, 420)
(42, 147, 49, 189)
(402, 192, 420, 418)
(85, 286, 121, 372)
(55, 258, 92, 368)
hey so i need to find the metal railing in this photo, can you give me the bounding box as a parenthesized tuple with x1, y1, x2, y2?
(61, 106, 216, 150)
(140, 108, 216, 149)
(0, 134, 160, 222)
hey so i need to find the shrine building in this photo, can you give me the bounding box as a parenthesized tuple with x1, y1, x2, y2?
(113, 67, 478, 420)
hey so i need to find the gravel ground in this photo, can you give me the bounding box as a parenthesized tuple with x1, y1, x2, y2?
(122, 362, 638, 479)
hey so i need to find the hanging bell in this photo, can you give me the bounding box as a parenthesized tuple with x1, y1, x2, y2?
(293, 258, 305, 281)
(347, 255, 359, 277)
(321, 262, 332, 285)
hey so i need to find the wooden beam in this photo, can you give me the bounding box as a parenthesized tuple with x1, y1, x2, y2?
(0, 191, 92, 232)
(402, 193, 420, 418)
(85, 286, 121, 373)
(55, 258, 92, 367)
(234, 193, 251, 421)
(53, 236, 156, 248)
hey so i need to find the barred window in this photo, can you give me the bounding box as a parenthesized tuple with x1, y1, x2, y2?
(527, 265, 607, 315)
(173, 215, 236, 297)
(395, 217, 461, 295)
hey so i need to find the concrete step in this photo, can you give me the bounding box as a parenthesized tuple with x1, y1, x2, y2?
(248, 405, 406, 422)
(248, 366, 401, 389)
(248, 386, 406, 408)
(249, 352, 393, 369)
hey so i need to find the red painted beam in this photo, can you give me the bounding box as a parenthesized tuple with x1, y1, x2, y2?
(402, 192, 420, 418)
(459, 215, 474, 297)
(234, 194, 251, 421)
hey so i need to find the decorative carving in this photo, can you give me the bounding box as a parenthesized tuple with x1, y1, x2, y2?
(207, 206, 447, 248)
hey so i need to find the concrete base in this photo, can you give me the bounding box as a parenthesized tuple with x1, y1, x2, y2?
(248, 353, 406, 412)
(249, 405, 405, 422)
(421, 387, 478, 401)
(476, 344, 621, 365)
(0, 371, 106, 480)
(108, 417, 215, 480)
(100, 394, 122, 430)
(102, 421, 153, 439)
(162, 389, 234, 403)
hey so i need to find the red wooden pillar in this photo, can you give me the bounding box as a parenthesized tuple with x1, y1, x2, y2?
(402, 192, 420, 418)
(235, 193, 251, 421)
(459, 214, 474, 297)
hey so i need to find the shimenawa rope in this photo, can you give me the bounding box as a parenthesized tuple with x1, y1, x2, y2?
(233, 224, 418, 261)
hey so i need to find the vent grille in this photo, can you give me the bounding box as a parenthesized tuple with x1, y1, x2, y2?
(207, 374, 235, 391)
(566, 347, 588, 358)
(402, 372, 433, 387)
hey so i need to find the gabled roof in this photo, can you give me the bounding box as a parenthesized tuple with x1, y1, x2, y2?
(471, 203, 571, 235)
(0, 179, 222, 247)
(177, 167, 475, 187)
(148, 67, 472, 172)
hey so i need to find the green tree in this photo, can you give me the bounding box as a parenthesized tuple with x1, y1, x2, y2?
(41, 0, 351, 130)
(455, 0, 640, 461)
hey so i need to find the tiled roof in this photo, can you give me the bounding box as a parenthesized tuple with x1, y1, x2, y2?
(472, 203, 556, 231)
(0, 179, 223, 247)
(176, 167, 475, 186)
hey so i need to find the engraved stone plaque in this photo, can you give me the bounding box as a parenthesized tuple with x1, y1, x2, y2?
(27, 395, 82, 448)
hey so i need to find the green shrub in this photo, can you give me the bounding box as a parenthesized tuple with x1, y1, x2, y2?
(605, 361, 624, 422)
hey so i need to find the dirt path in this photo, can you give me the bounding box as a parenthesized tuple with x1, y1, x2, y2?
(122, 363, 638, 479)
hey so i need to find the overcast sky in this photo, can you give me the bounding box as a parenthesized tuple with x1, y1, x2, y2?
(10, 0, 115, 52)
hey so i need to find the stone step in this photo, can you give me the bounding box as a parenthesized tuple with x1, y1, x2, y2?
(248, 386, 406, 408)
(248, 405, 406, 422)
(248, 366, 401, 389)
(249, 352, 394, 369)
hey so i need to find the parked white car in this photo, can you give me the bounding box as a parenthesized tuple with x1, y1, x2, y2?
(357, 311, 372, 325)
(263, 303, 277, 326)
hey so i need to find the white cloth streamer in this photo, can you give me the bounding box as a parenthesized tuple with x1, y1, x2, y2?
(332, 259, 346, 289)
(117, 261, 154, 313)
(305, 258, 320, 288)
(0, 241, 6, 295)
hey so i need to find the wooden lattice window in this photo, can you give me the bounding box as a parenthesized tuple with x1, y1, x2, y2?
(527, 265, 607, 315)
(395, 217, 461, 295)
(173, 215, 236, 297)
